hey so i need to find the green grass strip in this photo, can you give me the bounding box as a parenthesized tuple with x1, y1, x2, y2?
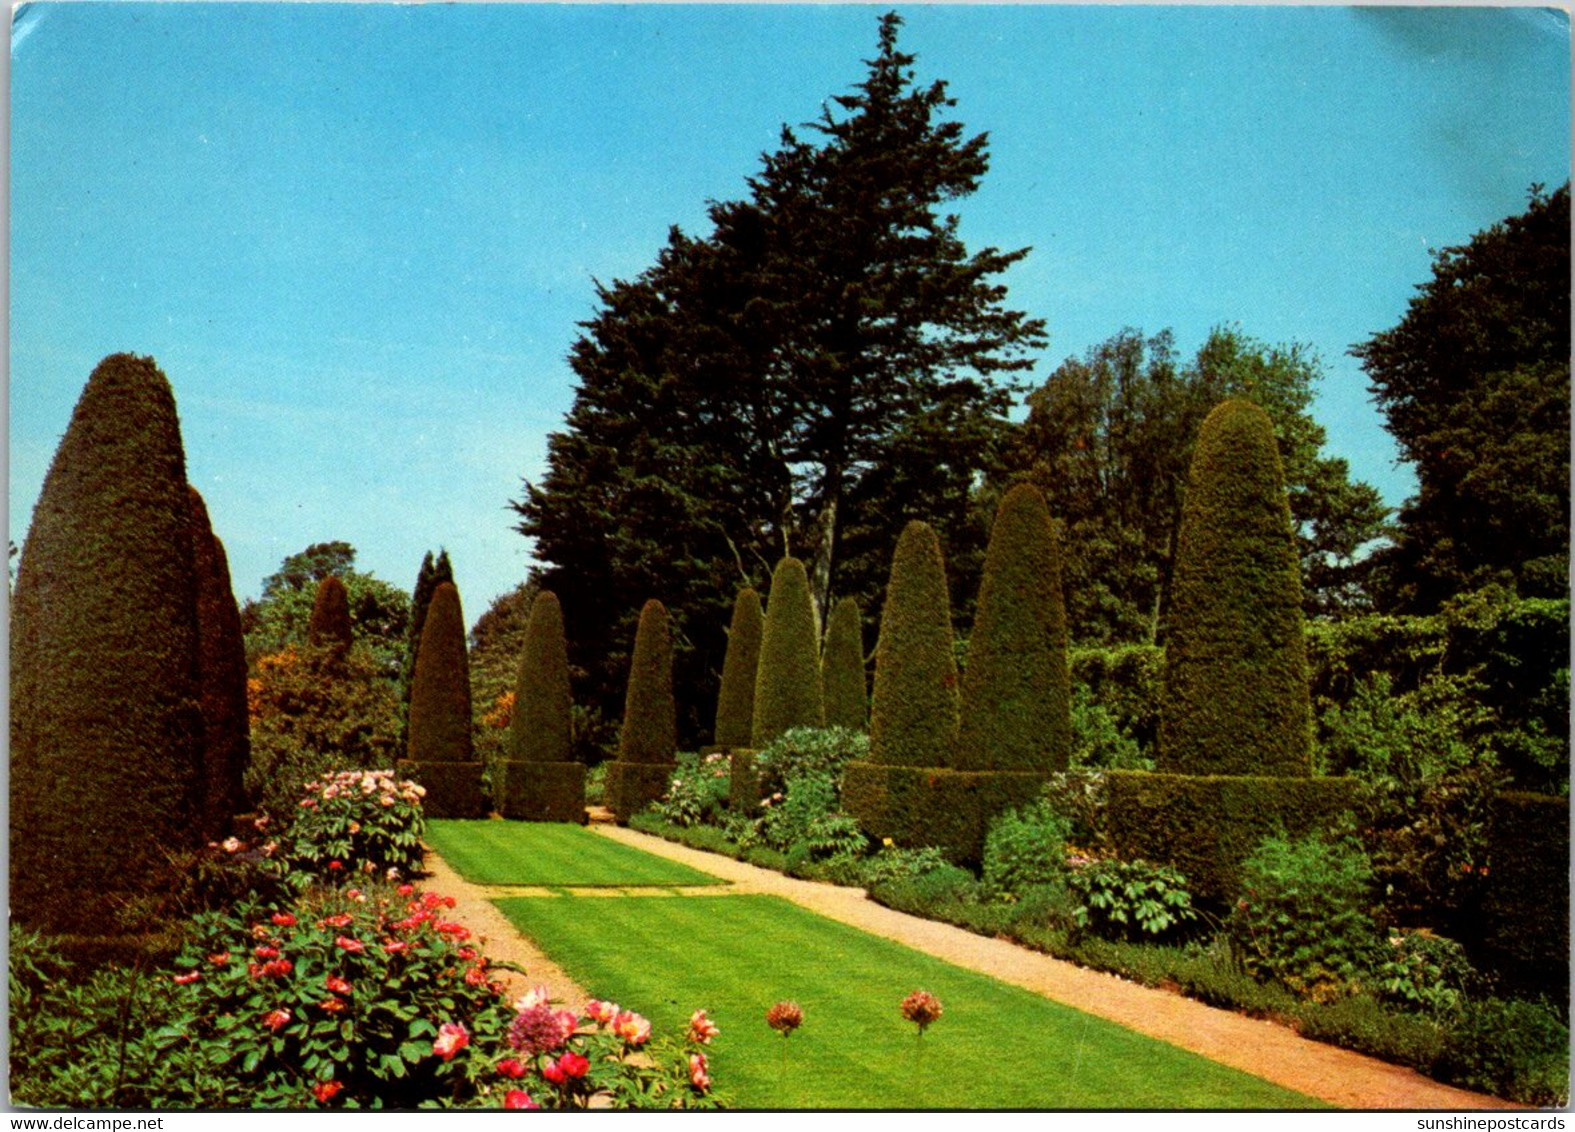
(424, 820, 726, 887)
(494, 893, 1322, 1110)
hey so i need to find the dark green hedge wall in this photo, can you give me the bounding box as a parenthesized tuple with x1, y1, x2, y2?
(1102, 771, 1360, 903)
(713, 588, 763, 749)
(187, 486, 250, 842)
(1476, 791, 1569, 1002)
(957, 484, 1070, 773)
(1159, 399, 1313, 777)
(842, 763, 1046, 865)
(495, 760, 587, 823)
(604, 760, 677, 825)
(395, 758, 486, 819)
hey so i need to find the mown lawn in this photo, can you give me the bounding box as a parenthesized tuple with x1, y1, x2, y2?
(424, 820, 726, 887)
(494, 892, 1322, 1110)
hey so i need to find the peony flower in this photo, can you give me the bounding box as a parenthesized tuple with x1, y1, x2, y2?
(504, 1090, 539, 1110)
(766, 1001, 803, 1035)
(687, 1009, 720, 1045)
(612, 1010, 651, 1047)
(222, 837, 242, 853)
(272, 912, 297, 928)
(433, 1022, 470, 1060)
(172, 971, 200, 985)
(543, 1051, 590, 1085)
(335, 936, 366, 954)
(689, 1052, 711, 1092)
(495, 1057, 530, 1079)
(261, 958, 293, 978)
(900, 990, 943, 1034)
(311, 1079, 342, 1104)
(583, 998, 619, 1025)
(325, 974, 354, 996)
(208, 951, 231, 965)
(514, 985, 554, 1012)
(508, 1003, 576, 1056)
(262, 1008, 292, 1032)
(254, 945, 280, 959)
(319, 996, 347, 1014)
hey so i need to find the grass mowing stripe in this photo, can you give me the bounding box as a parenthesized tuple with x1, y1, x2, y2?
(494, 894, 1321, 1110)
(424, 821, 725, 887)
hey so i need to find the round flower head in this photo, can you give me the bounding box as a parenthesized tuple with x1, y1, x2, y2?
(509, 1002, 575, 1056)
(900, 990, 943, 1033)
(766, 1001, 804, 1035)
(687, 1009, 720, 1044)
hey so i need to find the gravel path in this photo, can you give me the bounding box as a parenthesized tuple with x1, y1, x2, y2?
(419, 823, 1520, 1111)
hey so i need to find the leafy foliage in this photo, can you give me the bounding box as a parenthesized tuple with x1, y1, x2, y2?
(754, 726, 869, 801)
(1066, 858, 1197, 942)
(242, 545, 410, 679)
(651, 753, 733, 829)
(282, 770, 428, 889)
(1373, 930, 1484, 1017)
(1432, 998, 1570, 1106)
(981, 802, 1073, 898)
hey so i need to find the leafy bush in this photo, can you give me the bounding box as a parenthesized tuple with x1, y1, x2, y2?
(1069, 686, 1149, 770)
(1067, 858, 1197, 942)
(1226, 831, 1383, 1002)
(282, 770, 428, 887)
(797, 812, 869, 862)
(651, 753, 732, 828)
(1317, 672, 1476, 781)
(867, 862, 981, 917)
(1434, 998, 1569, 1106)
(755, 727, 868, 800)
(845, 844, 955, 890)
(584, 760, 608, 806)
(1373, 930, 1484, 1017)
(758, 771, 839, 851)
(982, 802, 1072, 898)
(1041, 769, 1113, 850)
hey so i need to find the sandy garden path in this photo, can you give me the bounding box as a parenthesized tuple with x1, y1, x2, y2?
(419, 823, 1521, 1111)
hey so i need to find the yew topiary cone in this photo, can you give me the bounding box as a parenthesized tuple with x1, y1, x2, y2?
(497, 590, 584, 821)
(11, 353, 205, 943)
(821, 596, 868, 733)
(713, 587, 763, 749)
(868, 521, 960, 768)
(187, 486, 251, 841)
(1159, 398, 1313, 776)
(399, 581, 485, 816)
(306, 574, 354, 656)
(605, 599, 678, 822)
(751, 558, 825, 748)
(957, 484, 1070, 772)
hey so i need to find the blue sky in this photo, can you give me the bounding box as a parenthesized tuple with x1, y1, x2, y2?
(10, 3, 1569, 619)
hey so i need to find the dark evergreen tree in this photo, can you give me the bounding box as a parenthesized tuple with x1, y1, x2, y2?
(187, 486, 250, 841)
(400, 549, 454, 734)
(11, 354, 204, 941)
(496, 590, 585, 821)
(867, 521, 960, 768)
(957, 484, 1070, 772)
(400, 581, 485, 816)
(752, 558, 825, 747)
(1159, 399, 1313, 776)
(605, 599, 679, 822)
(306, 574, 354, 656)
(1353, 185, 1570, 608)
(821, 595, 868, 732)
(514, 12, 1044, 748)
(713, 587, 764, 749)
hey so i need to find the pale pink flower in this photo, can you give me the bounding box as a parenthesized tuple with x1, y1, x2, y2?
(514, 984, 554, 1012)
(612, 1010, 652, 1046)
(583, 998, 619, 1024)
(687, 1009, 720, 1044)
(262, 1008, 292, 1031)
(433, 1021, 470, 1060)
(689, 1052, 711, 1092)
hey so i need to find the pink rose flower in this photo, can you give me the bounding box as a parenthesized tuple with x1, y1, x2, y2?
(504, 1090, 539, 1110)
(325, 974, 354, 996)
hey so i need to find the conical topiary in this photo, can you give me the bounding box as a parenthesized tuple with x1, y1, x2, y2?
(399, 581, 485, 816)
(1159, 398, 1313, 776)
(751, 558, 825, 747)
(306, 574, 354, 655)
(956, 484, 1070, 772)
(401, 549, 454, 738)
(868, 521, 960, 768)
(713, 587, 763, 749)
(821, 596, 868, 732)
(605, 599, 678, 822)
(10, 353, 204, 943)
(495, 590, 585, 821)
(187, 486, 251, 841)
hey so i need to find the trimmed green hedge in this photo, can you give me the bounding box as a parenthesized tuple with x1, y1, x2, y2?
(187, 486, 250, 842)
(604, 760, 677, 825)
(508, 590, 574, 765)
(728, 749, 761, 814)
(395, 758, 485, 819)
(494, 760, 587, 823)
(1159, 399, 1312, 777)
(869, 521, 960, 769)
(842, 763, 1046, 865)
(1102, 771, 1360, 903)
(713, 588, 763, 749)
(821, 595, 868, 733)
(407, 582, 474, 763)
(1477, 791, 1569, 1003)
(619, 600, 677, 764)
(752, 558, 824, 747)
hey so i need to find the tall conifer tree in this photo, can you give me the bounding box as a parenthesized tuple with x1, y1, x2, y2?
(751, 558, 825, 747)
(713, 587, 764, 749)
(821, 596, 868, 732)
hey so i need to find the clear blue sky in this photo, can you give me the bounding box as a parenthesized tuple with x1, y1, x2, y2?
(10, 3, 1570, 619)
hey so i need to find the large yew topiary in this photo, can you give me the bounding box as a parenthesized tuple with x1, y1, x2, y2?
(11, 353, 205, 941)
(496, 590, 584, 821)
(821, 595, 868, 732)
(306, 574, 354, 655)
(751, 558, 825, 748)
(957, 484, 1070, 772)
(399, 581, 485, 816)
(605, 599, 678, 822)
(187, 486, 251, 841)
(867, 521, 960, 768)
(713, 587, 763, 749)
(1159, 398, 1313, 776)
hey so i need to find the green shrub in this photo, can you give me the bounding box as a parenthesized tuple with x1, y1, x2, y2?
(584, 760, 608, 806)
(867, 520, 960, 768)
(841, 764, 1046, 864)
(820, 595, 868, 732)
(758, 771, 838, 851)
(1373, 930, 1483, 1017)
(306, 575, 355, 654)
(1041, 769, 1114, 850)
(401, 583, 485, 818)
(755, 726, 868, 799)
(982, 802, 1072, 898)
(508, 591, 574, 764)
(867, 862, 982, 918)
(1476, 790, 1570, 1005)
(618, 600, 677, 765)
(1067, 859, 1197, 942)
(280, 769, 427, 887)
(651, 752, 732, 828)
(1317, 672, 1476, 780)
(1226, 831, 1383, 1002)
(713, 588, 763, 748)
(1434, 998, 1570, 1106)
(957, 484, 1070, 773)
(1159, 398, 1313, 777)
(751, 558, 825, 747)
(10, 353, 206, 941)
(1069, 644, 1163, 755)
(187, 486, 251, 841)
(1069, 685, 1149, 770)
(852, 844, 956, 890)
(1290, 994, 1448, 1072)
